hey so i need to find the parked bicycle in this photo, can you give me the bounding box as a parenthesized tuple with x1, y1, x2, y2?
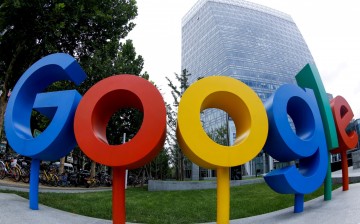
(98, 171, 112, 187)
(84, 175, 100, 188)
(0, 154, 21, 182)
(39, 163, 59, 186)
(16, 156, 30, 183)
(1, 155, 113, 188)
(57, 171, 71, 187)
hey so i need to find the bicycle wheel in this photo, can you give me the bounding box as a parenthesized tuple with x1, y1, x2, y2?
(95, 179, 100, 187)
(50, 175, 59, 187)
(0, 163, 5, 179)
(84, 178, 91, 188)
(21, 167, 30, 183)
(39, 172, 47, 185)
(11, 167, 21, 182)
(57, 174, 67, 187)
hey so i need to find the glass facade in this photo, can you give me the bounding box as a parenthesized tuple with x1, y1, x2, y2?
(182, 0, 315, 132)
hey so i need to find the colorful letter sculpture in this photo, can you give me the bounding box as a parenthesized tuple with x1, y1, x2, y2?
(263, 84, 328, 213)
(4, 53, 86, 209)
(295, 64, 338, 200)
(74, 75, 166, 224)
(4, 52, 359, 223)
(177, 76, 268, 223)
(330, 96, 358, 191)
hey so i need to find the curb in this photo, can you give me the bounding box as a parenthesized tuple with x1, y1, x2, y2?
(0, 179, 111, 193)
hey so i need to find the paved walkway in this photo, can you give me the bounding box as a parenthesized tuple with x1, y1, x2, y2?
(0, 178, 112, 193)
(219, 166, 360, 224)
(0, 193, 112, 224)
(332, 165, 360, 184)
(227, 182, 360, 224)
(1, 168, 360, 224)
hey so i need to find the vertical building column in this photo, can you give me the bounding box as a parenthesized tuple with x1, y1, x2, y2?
(263, 153, 267, 174)
(245, 162, 250, 176)
(269, 155, 274, 171)
(192, 163, 199, 181)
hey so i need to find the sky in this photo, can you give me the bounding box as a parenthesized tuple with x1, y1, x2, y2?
(127, 0, 360, 118)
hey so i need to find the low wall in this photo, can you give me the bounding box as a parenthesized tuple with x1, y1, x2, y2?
(332, 175, 360, 185)
(352, 151, 360, 169)
(331, 159, 353, 171)
(148, 178, 264, 191)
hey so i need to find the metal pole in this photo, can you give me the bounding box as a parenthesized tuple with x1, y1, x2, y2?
(123, 133, 128, 190)
(29, 159, 40, 210)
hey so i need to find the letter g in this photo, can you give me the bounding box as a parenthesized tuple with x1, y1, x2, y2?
(5, 53, 86, 160)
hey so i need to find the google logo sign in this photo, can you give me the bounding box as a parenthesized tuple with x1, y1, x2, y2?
(5, 53, 357, 224)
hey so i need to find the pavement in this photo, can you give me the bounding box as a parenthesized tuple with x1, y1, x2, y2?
(332, 165, 360, 184)
(227, 182, 360, 224)
(0, 193, 112, 224)
(0, 178, 112, 193)
(1, 168, 360, 224)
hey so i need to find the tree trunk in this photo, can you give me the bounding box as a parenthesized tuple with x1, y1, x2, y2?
(90, 161, 96, 178)
(181, 153, 185, 180)
(0, 94, 7, 140)
(58, 157, 66, 174)
(0, 44, 24, 141)
(177, 153, 182, 180)
(178, 151, 185, 181)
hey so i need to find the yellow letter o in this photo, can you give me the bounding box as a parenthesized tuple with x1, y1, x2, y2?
(177, 76, 268, 169)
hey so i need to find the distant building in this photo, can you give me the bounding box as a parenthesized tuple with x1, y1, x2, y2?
(182, 0, 316, 178)
(348, 118, 360, 151)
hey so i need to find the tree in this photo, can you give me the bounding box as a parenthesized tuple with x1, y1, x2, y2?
(165, 69, 191, 180)
(208, 125, 244, 180)
(129, 147, 170, 186)
(0, 0, 138, 140)
(150, 149, 171, 180)
(78, 39, 147, 178)
(207, 125, 229, 146)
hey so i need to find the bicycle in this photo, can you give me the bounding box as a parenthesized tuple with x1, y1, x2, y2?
(39, 164, 59, 186)
(98, 171, 112, 187)
(15, 156, 30, 183)
(84, 176, 100, 188)
(0, 155, 21, 182)
(57, 171, 71, 187)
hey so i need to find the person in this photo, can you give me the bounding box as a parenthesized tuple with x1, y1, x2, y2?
(255, 169, 261, 177)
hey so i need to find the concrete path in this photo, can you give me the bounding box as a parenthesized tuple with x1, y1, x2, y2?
(1, 167, 360, 224)
(332, 166, 360, 178)
(332, 165, 360, 184)
(229, 183, 360, 224)
(0, 193, 112, 224)
(205, 166, 360, 224)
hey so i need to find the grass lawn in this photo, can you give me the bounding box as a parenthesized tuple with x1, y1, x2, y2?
(1, 183, 340, 224)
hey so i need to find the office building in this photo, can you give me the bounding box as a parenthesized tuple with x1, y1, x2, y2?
(182, 0, 316, 177)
